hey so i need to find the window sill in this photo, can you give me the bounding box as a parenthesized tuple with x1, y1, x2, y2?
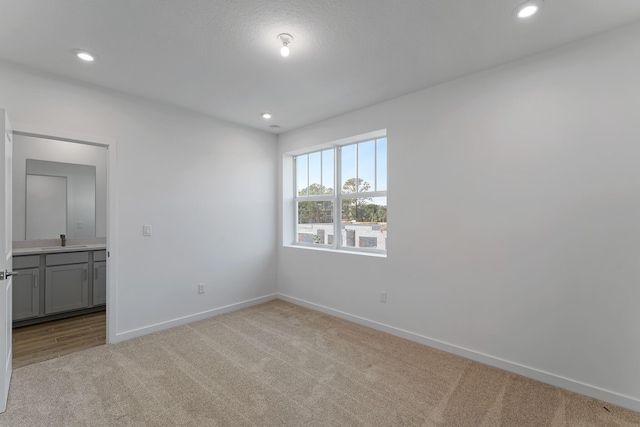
(282, 244, 387, 258)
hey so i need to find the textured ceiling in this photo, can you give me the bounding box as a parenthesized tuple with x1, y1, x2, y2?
(1, 0, 640, 133)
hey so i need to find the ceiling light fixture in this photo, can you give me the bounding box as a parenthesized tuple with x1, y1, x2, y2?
(73, 49, 96, 62)
(514, 0, 543, 19)
(277, 33, 293, 57)
(261, 112, 272, 119)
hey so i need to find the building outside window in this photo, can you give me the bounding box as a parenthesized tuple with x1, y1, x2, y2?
(295, 135, 387, 253)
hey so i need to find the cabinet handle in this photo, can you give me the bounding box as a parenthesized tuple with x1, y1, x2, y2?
(34, 275, 38, 288)
(84, 269, 87, 281)
(94, 267, 98, 280)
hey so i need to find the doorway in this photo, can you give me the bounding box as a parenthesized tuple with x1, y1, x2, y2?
(10, 128, 116, 367)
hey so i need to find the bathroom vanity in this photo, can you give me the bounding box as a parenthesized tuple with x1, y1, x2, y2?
(12, 244, 106, 326)
(10, 145, 108, 327)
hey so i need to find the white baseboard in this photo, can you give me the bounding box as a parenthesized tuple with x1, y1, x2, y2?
(113, 294, 278, 343)
(277, 293, 640, 413)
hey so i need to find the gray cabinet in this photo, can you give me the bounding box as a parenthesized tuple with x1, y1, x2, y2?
(44, 251, 90, 315)
(13, 249, 105, 324)
(93, 261, 106, 306)
(13, 255, 41, 321)
(45, 263, 89, 314)
(12, 268, 40, 321)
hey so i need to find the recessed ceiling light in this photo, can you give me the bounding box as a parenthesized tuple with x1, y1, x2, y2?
(73, 49, 96, 62)
(261, 112, 272, 119)
(518, 5, 538, 18)
(514, 0, 543, 19)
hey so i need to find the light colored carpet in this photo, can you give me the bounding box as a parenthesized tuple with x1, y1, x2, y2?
(0, 299, 638, 426)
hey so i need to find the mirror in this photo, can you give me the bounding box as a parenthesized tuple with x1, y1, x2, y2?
(25, 159, 96, 240)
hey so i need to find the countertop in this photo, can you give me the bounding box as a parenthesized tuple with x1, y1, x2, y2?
(13, 244, 107, 256)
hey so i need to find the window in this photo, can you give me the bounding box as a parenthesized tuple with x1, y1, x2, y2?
(296, 149, 335, 246)
(294, 135, 387, 253)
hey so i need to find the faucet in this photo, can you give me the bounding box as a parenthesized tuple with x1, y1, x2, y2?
(60, 234, 66, 247)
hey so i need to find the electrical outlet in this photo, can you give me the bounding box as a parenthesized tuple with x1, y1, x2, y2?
(379, 291, 387, 303)
(198, 283, 205, 294)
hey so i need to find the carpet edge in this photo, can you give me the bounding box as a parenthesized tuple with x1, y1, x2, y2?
(276, 293, 640, 413)
(113, 293, 278, 343)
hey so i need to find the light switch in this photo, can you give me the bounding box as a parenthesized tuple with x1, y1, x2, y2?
(143, 225, 152, 236)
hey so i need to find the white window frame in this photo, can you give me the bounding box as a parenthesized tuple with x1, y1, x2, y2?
(294, 149, 335, 247)
(293, 132, 387, 254)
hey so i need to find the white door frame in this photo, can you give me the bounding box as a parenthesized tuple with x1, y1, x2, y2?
(12, 124, 117, 344)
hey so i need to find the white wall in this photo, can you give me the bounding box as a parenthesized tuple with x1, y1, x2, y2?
(0, 60, 277, 339)
(14, 136, 107, 240)
(277, 22, 640, 411)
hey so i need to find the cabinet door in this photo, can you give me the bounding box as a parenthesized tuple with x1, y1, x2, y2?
(45, 263, 89, 314)
(92, 261, 106, 306)
(12, 268, 40, 321)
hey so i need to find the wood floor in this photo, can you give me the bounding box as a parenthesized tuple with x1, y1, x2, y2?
(12, 311, 106, 369)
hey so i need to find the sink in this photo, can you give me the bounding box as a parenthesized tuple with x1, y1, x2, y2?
(41, 245, 88, 250)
